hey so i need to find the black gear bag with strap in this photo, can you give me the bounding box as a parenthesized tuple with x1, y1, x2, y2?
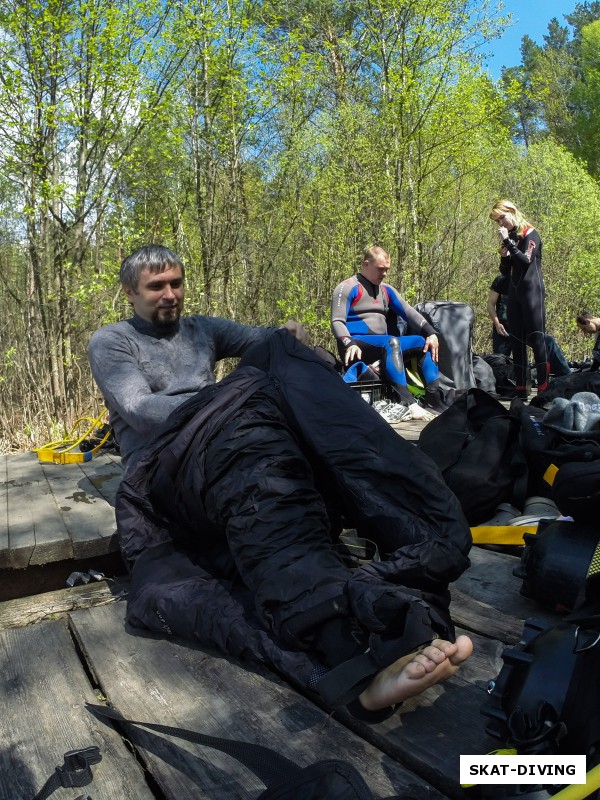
(482, 610, 600, 768)
(86, 703, 404, 799)
(418, 388, 525, 525)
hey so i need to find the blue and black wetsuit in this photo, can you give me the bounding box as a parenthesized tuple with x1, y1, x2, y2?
(331, 273, 440, 405)
(499, 225, 549, 392)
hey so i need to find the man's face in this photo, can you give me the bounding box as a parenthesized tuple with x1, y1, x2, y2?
(124, 265, 185, 326)
(361, 253, 391, 285)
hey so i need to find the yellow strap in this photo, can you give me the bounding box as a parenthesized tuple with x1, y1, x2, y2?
(550, 763, 600, 800)
(544, 463, 559, 486)
(470, 524, 538, 545)
(35, 410, 110, 464)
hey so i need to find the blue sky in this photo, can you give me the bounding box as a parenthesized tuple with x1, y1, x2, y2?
(483, 0, 578, 79)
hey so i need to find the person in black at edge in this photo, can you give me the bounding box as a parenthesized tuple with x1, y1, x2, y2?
(576, 312, 600, 372)
(489, 200, 549, 399)
(488, 273, 571, 378)
(487, 273, 512, 358)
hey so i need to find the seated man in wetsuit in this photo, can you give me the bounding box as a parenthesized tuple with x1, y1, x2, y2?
(331, 245, 447, 416)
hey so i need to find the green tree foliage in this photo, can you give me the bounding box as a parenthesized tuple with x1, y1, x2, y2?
(0, 0, 599, 448)
(0, 0, 184, 431)
(499, 3, 600, 167)
(573, 20, 600, 176)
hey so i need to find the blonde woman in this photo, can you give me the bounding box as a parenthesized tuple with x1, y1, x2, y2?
(489, 200, 548, 397)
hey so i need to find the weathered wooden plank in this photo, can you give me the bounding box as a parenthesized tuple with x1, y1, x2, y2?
(335, 628, 507, 798)
(40, 457, 119, 560)
(5, 453, 73, 568)
(77, 451, 123, 507)
(0, 617, 155, 799)
(453, 546, 562, 628)
(70, 602, 448, 800)
(450, 588, 524, 644)
(0, 455, 8, 568)
(391, 418, 423, 441)
(4, 452, 36, 568)
(0, 577, 129, 630)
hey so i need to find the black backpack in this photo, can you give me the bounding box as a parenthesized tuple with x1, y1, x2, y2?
(480, 354, 517, 398)
(418, 388, 525, 525)
(512, 400, 600, 499)
(482, 611, 600, 766)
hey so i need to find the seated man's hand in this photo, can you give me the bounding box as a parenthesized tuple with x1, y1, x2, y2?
(344, 344, 362, 366)
(494, 321, 508, 337)
(423, 334, 439, 363)
(281, 320, 309, 345)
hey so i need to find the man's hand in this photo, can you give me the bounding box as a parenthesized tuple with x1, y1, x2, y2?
(280, 320, 309, 345)
(423, 334, 439, 363)
(494, 321, 508, 337)
(344, 344, 362, 366)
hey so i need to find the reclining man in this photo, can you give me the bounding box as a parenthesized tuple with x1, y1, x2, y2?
(89, 244, 472, 723)
(331, 246, 448, 418)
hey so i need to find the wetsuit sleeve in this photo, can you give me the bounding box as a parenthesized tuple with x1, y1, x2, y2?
(88, 327, 189, 436)
(491, 274, 509, 294)
(209, 317, 273, 361)
(502, 229, 541, 269)
(330, 281, 356, 347)
(386, 287, 436, 337)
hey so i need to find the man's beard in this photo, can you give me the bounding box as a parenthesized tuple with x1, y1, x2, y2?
(151, 305, 181, 327)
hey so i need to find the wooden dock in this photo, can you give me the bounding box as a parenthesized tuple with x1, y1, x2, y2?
(0, 420, 563, 800)
(0, 416, 418, 580)
(0, 450, 123, 569)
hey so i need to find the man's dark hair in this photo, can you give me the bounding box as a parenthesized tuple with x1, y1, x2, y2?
(120, 245, 185, 290)
(577, 311, 593, 325)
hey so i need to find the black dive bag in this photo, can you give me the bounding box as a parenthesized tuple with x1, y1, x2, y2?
(482, 613, 600, 768)
(418, 388, 523, 525)
(514, 519, 600, 612)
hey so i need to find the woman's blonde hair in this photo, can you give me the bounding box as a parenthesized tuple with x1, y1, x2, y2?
(489, 200, 532, 236)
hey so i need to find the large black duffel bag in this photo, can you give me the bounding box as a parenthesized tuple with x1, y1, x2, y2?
(418, 388, 524, 525)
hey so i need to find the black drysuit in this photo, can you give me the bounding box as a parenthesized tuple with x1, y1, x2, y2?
(499, 226, 548, 390)
(117, 331, 472, 713)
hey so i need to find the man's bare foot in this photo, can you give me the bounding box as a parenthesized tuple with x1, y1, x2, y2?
(358, 635, 474, 712)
